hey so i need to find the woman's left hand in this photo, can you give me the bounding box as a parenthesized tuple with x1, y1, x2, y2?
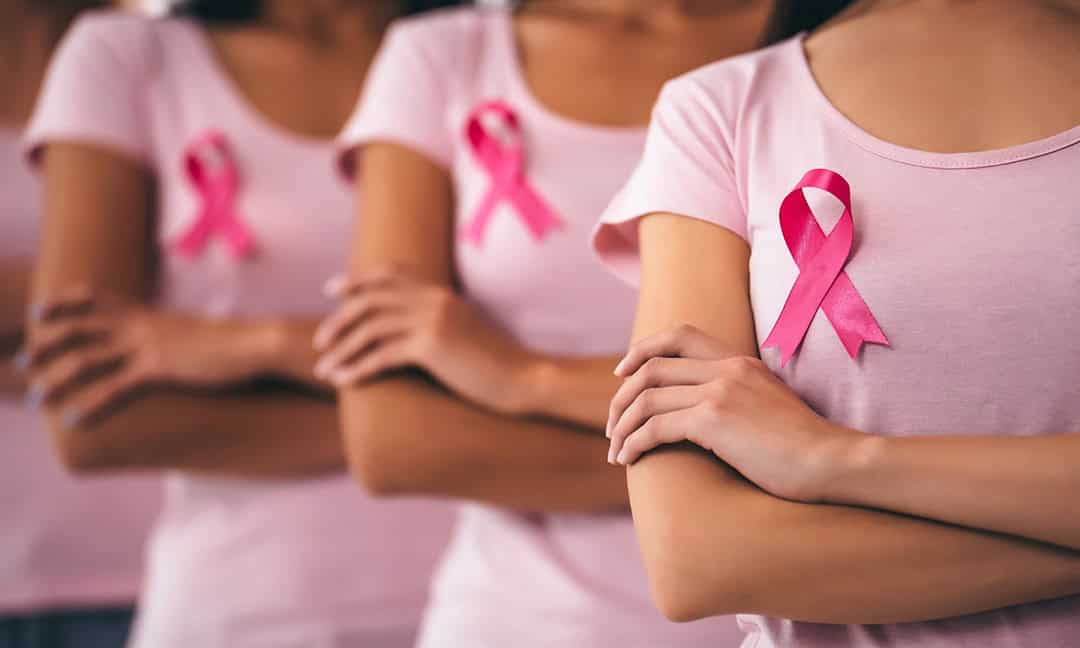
(313, 269, 540, 415)
(607, 324, 865, 503)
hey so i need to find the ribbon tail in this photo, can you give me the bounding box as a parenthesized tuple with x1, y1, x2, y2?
(821, 272, 890, 359)
(171, 209, 216, 259)
(509, 185, 562, 241)
(461, 190, 502, 247)
(219, 211, 255, 259)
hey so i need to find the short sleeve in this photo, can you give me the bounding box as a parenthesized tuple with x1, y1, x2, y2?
(336, 16, 457, 180)
(24, 12, 153, 168)
(592, 78, 746, 286)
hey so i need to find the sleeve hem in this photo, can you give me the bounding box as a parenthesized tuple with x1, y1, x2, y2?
(336, 133, 453, 184)
(23, 131, 150, 173)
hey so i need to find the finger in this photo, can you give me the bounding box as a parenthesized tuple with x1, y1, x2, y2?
(27, 345, 128, 407)
(314, 315, 412, 378)
(28, 286, 104, 323)
(329, 340, 415, 386)
(614, 324, 735, 377)
(313, 290, 409, 349)
(615, 407, 706, 465)
(606, 356, 722, 437)
(61, 366, 149, 427)
(322, 267, 408, 298)
(25, 317, 111, 368)
(607, 384, 707, 462)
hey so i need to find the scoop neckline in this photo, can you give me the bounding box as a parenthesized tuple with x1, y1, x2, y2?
(789, 33, 1080, 169)
(491, 9, 646, 144)
(177, 19, 339, 150)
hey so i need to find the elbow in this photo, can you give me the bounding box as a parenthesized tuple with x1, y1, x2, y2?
(637, 510, 758, 623)
(47, 418, 117, 474)
(339, 388, 429, 498)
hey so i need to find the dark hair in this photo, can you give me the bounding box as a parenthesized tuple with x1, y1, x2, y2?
(761, 0, 854, 45)
(172, 0, 467, 25)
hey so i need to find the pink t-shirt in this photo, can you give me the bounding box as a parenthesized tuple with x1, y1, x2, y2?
(25, 12, 456, 647)
(594, 35, 1080, 648)
(338, 7, 740, 647)
(0, 128, 160, 615)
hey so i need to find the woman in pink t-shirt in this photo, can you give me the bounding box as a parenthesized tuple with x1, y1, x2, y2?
(1, 2, 160, 647)
(593, 1, 1080, 646)
(314, 2, 771, 646)
(22, 1, 460, 646)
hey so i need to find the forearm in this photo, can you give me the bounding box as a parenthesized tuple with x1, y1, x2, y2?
(340, 374, 628, 512)
(46, 386, 344, 478)
(632, 447, 1080, 624)
(257, 317, 329, 392)
(514, 354, 623, 429)
(0, 258, 31, 338)
(825, 431, 1080, 550)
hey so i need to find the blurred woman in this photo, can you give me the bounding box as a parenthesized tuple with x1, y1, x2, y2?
(23, 1, 460, 646)
(0, 2, 160, 647)
(314, 1, 772, 645)
(594, 0, 1080, 645)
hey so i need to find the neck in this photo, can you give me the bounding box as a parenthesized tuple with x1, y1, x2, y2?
(258, 0, 397, 45)
(524, 0, 770, 28)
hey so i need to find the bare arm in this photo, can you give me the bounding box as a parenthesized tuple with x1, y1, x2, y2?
(824, 432, 1080, 551)
(627, 213, 1080, 623)
(336, 142, 627, 511)
(0, 259, 31, 395)
(32, 143, 344, 477)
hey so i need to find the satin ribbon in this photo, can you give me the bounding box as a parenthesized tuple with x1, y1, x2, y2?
(461, 101, 562, 246)
(172, 131, 255, 260)
(762, 169, 889, 366)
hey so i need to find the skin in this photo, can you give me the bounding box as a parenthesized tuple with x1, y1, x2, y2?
(604, 0, 1080, 624)
(0, 1, 104, 396)
(26, 0, 392, 476)
(316, 0, 774, 510)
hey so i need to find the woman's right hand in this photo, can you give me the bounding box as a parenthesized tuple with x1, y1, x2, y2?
(22, 287, 281, 424)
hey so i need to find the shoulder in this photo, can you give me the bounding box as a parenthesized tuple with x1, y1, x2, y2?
(57, 10, 182, 79)
(657, 37, 805, 135)
(382, 6, 501, 74)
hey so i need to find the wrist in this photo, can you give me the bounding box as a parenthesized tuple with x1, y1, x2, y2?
(501, 353, 556, 417)
(817, 426, 889, 504)
(224, 318, 288, 377)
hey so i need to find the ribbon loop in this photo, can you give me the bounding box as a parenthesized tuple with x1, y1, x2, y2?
(762, 169, 889, 366)
(172, 130, 255, 260)
(461, 101, 562, 246)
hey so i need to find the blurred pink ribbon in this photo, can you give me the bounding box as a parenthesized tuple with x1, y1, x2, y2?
(763, 169, 889, 367)
(461, 101, 562, 246)
(172, 131, 255, 259)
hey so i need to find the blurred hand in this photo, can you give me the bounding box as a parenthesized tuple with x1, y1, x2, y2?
(23, 287, 276, 424)
(606, 324, 862, 503)
(314, 269, 539, 415)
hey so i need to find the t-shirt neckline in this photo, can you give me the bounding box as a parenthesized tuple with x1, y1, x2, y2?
(491, 9, 647, 144)
(789, 33, 1080, 169)
(177, 19, 337, 151)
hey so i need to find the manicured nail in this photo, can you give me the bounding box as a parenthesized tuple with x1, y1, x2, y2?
(323, 275, 346, 297)
(313, 360, 330, 378)
(24, 384, 44, 409)
(62, 408, 81, 428)
(29, 302, 46, 322)
(613, 357, 629, 376)
(616, 451, 627, 465)
(13, 350, 29, 372)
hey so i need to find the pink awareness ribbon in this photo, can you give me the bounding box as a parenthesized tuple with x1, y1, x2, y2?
(762, 169, 889, 367)
(461, 101, 562, 246)
(171, 130, 255, 260)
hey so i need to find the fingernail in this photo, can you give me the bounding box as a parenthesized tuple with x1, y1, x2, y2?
(613, 357, 628, 376)
(616, 450, 627, 465)
(24, 384, 43, 409)
(29, 302, 45, 322)
(62, 408, 80, 427)
(323, 275, 346, 297)
(13, 350, 29, 372)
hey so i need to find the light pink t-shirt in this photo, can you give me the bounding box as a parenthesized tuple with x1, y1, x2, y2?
(0, 128, 160, 615)
(594, 35, 1080, 648)
(339, 8, 741, 647)
(26, 12, 456, 647)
